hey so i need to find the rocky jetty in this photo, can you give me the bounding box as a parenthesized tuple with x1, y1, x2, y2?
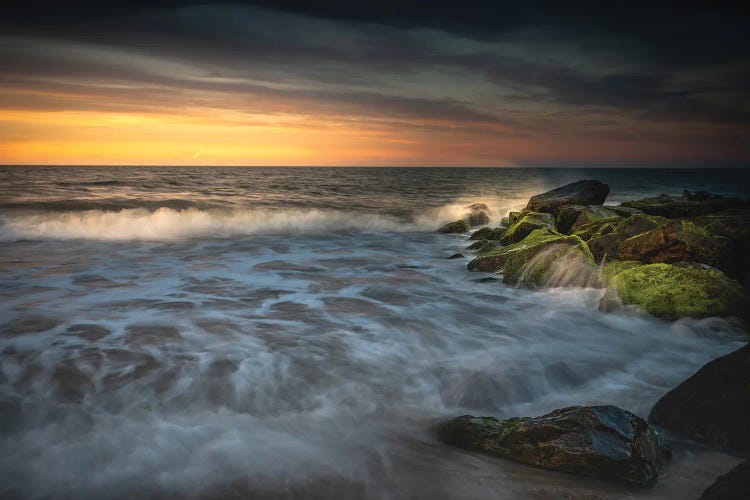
(437, 405, 671, 487)
(649, 343, 750, 454)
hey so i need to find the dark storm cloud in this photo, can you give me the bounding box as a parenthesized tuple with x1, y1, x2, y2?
(1, 0, 749, 160)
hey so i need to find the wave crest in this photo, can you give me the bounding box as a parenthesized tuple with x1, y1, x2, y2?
(0, 207, 441, 241)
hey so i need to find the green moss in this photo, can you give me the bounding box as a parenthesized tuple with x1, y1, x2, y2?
(605, 262, 745, 320)
(470, 226, 506, 241)
(500, 212, 557, 245)
(478, 241, 500, 254)
(572, 216, 623, 241)
(600, 260, 642, 283)
(469, 228, 596, 287)
(438, 219, 469, 234)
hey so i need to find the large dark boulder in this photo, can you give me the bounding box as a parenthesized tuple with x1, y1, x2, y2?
(437, 405, 671, 487)
(699, 461, 750, 500)
(691, 207, 750, 287)
(617, 219, 732, 272)
(469, 228, 596, 287)
(556, 205, 620, 234)
(621, 193, 743, 218)
(649, 343, 750, 454)
(526, 180, 610, 215)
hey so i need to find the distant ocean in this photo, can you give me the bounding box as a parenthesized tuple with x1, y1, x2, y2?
(1, 166, 748, 498)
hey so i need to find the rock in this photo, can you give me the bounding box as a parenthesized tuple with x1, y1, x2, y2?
(468, 228, 596, 287)
(617, 220, 732, 272)
(650, 344, 750, 456)
(621, 193, 743, 218)
(555, 205, 587, 234)
(467, 202, 491, 212)
(691, 207, 750, 286)
(499, 212, 557, 245)
(467, 210, 490, 227)
(526, 180, 610, 215)
(470, 227, 506, 241)
(699, 461, 750, 500)
(572, 216, 623, 242)
(437, 405, 671, 487)
(447, 253, 464, 259)
(508, 210, 527, 225)
(586, 214, 669, 262)
(599, 262, 746, 320)
(556, 205, 622, 235)
(607, 206, 644, 218)
(438, 220, 469, 234)
(466, 239, 489, 250)
(477, 241, 500, 254)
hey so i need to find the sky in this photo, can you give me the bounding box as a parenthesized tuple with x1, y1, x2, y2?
(1, 1, 748, 166)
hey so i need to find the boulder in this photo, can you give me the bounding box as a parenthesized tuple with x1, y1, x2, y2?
(467, 202, 491, 212)
(699, 461, 750, 500)
(499, 212, 557, 245)
(572, 216, 623, 242)
(620, 193, 743, 218)
(438, 220, 469, 234)
(649, 344, 750, 455)
(467, 210, 490, 227)
(437, 405, 671, 487)
(570, 206, 621, 232)
(468, 228, 596, 288)
(691, 207, 750, 286)
(586, 214, 669, 262)
(617, 220, 732, 272)
(466, 239, 489, 250)
(508, 210, 527, 225)
(555, 205, 587, 234)
(526, 180, 610, 215)
(599, 262, 746, 320)
(607, 206, 644, 218)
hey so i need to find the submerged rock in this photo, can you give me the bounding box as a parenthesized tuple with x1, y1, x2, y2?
(617, 219, 731, 271)
(599, 262, 746, 320)
(468, 228, 596, 287)
(649, 344, 750, 455)
(621, 193, 743, 218)
(586, 214, 669, 262)
(526, 180, 610, 215)
(447, 253, 464, 259)
(438, 220, 470, 234)
(699, 461, 750, 500)
(437, 405, 671, 487)
(499, 212, 557, 245)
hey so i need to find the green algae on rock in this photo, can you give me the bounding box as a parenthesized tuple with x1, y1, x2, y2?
(438, 219, 470, 234)
(499, 211, 557, 245)
(617, 219, 731, 271)
(650, 344, 750, 456)
(437, 405, 671, 487)
(468, 228, 596, 287)
(571, 215, 623, 241)
(469, 226, 506, 241)
(600, 262, 746, 320)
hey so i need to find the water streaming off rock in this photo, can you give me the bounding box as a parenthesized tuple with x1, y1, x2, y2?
(1, 166, 748, 498)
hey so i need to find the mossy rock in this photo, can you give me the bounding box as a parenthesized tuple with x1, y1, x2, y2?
(508, 210, 528, 225)
(617, 219, 732, 272)
(587, 214, 669, 262)
(600, 262, 746, 320)
(438, 220, 470, 234)
(468, 228, 596, 288)
(572, 216, 624, 241)
(650, 344, 750, 456)
(437, 405, 671, 487)
(478, 241, 500, 254)
(470, 226, 506, 241)
(691, 207, 750, 287)
(621, 194, 743, 218)
(499, 212, 557, 245)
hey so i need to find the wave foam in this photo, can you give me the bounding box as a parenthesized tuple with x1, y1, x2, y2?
(0, 207, 440, 241)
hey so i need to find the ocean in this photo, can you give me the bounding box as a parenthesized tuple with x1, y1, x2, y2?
(1, 166, 749, 499)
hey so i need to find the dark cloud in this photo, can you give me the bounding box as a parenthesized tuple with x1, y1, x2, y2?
(0, 1, 748, 163)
